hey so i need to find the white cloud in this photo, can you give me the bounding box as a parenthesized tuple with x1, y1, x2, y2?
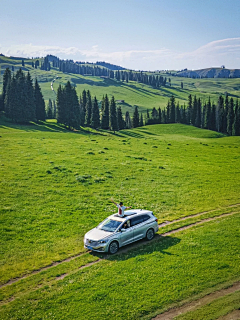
(1, 38, 240, 70)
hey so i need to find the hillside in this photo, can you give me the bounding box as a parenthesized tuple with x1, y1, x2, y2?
(1, 55, 240, 115)
(175, 67, 240, 79)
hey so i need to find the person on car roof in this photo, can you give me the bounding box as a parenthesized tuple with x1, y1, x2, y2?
(110, 199, 132, 217)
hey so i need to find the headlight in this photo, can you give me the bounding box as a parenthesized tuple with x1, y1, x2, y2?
(99, 239, 108, 244)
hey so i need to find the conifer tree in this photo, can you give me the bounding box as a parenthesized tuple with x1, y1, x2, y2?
(210, 103, 216, 131)
(170, 96, 176, 123)
(82, 89, 87, 124)
(204, 97, 211, 129)
(101, 94, 109, 129)
(4, 75, 17, 121)
(132, 106, 140, 128)
(25, 72, 36, 122)
(158, 107, 162, 124)
(35, 79, 46, 121)
(166, 101, 170, 123)
(176, 102, 181, 123)
(187, 94, 192, 124)
(86, 90, 92, 127)
(139, 113, 144, 126)
(218, 95, 225, 132)
(232, 100, 240, 136)
(125, 111, 132, 129)
(227, 98, 234, 135)
(47, 99, 53, 119)
(91, 96, 100, 129)
(195, 98, 202, 128)
(110, 96, 118, 132)
(56, 85, 65, 124)
(117, 106, 125, 130)
(2, 68, 11, 110)
(191, 95, 198, 126)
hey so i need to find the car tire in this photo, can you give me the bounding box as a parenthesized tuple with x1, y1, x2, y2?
(109, 241, 119, 254)
(146, 228, 155, 241)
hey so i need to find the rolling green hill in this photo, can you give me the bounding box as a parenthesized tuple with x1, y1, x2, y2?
(1, 55, 240, 115)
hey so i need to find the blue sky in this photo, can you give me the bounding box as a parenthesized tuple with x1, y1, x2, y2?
(1, 0, 240, 70)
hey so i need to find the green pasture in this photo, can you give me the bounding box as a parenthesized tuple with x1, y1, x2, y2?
(0, 213, 239, 319)
(0, 119, 240, 284)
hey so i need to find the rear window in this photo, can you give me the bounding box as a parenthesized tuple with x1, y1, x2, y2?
(142, 214, 150, 222)
(131, 216, 143, 226)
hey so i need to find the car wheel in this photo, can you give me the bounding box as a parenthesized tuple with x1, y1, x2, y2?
(109, 241, 119, 254)
(146, 228, 155, 241)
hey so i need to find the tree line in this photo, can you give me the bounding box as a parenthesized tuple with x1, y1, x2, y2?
(0, 68, 45, 122)
(56, 82, 142, 131)
(144, 94, 240, 136)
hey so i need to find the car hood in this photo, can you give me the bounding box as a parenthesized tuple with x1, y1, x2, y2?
(85, 228, 113, 241)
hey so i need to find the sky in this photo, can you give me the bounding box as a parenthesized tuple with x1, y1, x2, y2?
(1, 0, 240, 71)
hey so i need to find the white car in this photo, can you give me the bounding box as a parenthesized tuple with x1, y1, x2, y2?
(84, 209, 159, 254)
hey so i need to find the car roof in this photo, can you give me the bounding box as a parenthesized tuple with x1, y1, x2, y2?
(109, 209, 153, 222)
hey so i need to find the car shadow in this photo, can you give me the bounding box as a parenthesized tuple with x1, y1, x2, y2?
(89, 234, 181, 261)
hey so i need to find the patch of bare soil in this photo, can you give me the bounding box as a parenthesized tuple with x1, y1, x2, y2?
(152, 282, 240, 320)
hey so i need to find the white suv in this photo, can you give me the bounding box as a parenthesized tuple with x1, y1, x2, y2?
(84, 209, 159, 254)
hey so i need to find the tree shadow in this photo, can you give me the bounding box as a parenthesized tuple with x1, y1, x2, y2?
(90, 235, 181, 262)
(120, 130, 145, 139)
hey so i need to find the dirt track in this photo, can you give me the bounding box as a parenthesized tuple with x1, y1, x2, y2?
(1, 204, 239, 290)
(152, 282, 240, 320)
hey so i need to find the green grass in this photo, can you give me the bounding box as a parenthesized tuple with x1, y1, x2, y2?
(0, 213, 239, 319)
(174, 290, 240, 320)
(0, 119, 240, 285)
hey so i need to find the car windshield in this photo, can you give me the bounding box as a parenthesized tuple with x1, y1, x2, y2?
(97, 218, 122, 232)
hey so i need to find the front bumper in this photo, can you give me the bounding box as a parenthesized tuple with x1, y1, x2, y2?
(84, 240, 109, 252)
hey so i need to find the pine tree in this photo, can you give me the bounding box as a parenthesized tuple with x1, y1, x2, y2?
(187, 94, 192, 125)
(117, 106, 125, 130)
(170, 96, 176, 123)
(47, 99, 53, 118)
(204, 97, 211, 129)
(35, 79, 46, 121)
(176, 102, 181, 123)
(139, 113, 144, 126)
(25, 72, 36, 122)
(91, 96, 100, 129)
(195, 98, 202, 128)
(2, 68, 11, 110)
(53, 100, 56, 118)
(227, 98, 234, 135)
(101, 94, 109, 129)
(86, 90, 92, 127)
(82, 89, 87, 124)
(125, 111, 132, 129)
(166, 101, 170, 123)
(69, 85, 80, 130)
(232, 100, 240, 136)
(158, 107, 162, 124)
(4, 75, 17, 121)
(210, 103, 216, 131)
(56, 85, 65, 125)
(191, 95, 198, 126)
(132, 106, 139, 128)
(218, 95, 225, 133)
(110, 96, 118, 132)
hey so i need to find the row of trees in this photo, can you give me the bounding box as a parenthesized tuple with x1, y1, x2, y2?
(56, 83, 134, 131)
(144, 95, 240, 136)
(0, 68, 45, 122)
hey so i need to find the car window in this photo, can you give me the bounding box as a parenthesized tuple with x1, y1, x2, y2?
(130, 216, 144, 226)
(142, 214, 150, 222)
(98, 219, 122, 232)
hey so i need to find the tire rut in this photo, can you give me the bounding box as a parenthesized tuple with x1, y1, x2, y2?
(1, 204, 239, 291)
(152, 281, 240, 320)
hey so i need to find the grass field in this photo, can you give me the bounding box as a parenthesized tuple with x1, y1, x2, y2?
(1, 56, 240, 115)
(0, 116, 240, 318)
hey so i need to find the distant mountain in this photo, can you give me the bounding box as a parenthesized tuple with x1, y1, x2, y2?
(175, 67, 240, 78)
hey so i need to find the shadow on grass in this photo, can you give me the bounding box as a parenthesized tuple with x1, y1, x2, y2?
(0, 118, 105, 136)
(90, 235, 181, 262)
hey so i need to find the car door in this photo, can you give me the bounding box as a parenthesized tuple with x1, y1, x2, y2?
(130, 216, 145, 241)
(119, 224, 134, 246)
